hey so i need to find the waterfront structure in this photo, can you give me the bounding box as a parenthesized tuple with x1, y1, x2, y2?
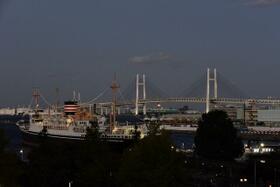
(236, 108, 280, 126)
(160, 111, 201, 124)
(257, 109, 280, 126)
(0, 107, 30, 115)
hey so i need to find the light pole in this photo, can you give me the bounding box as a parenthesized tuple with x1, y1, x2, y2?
(274, 168, 277, 187)
(254, 160, 256, 187)
(254, 160, 266, 187)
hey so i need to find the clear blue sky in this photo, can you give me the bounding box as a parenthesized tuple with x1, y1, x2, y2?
(0, 0, 280, 106)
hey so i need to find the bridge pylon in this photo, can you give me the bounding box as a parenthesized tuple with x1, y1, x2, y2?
(206, 68, 218, 113)
(135, 74, 146, 115)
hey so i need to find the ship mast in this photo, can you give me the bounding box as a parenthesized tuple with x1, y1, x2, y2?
(32, 88, 40, 113)
(110, 73, 119, 132)
(55, 87, 60, 112)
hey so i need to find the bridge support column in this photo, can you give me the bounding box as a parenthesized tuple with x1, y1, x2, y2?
(135, 74, 139, 115)
(206, 68, 218, 113)
(143, 74, 147, 115)
(135, 74, 147, 115)
(214, 68, 218, 99)
(206, 68, 210, 113)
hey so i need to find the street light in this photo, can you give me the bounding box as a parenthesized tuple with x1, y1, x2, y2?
(240, 178, 248, 183)
(19, 149, 24, 161)
(260, 160, 266, 164)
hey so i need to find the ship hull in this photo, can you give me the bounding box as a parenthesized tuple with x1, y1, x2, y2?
(20, 129, 84, 147)
(19, 127, 136, 150)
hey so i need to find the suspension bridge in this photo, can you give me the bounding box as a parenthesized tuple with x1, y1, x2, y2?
(34, 68, 280, 116)
(86, 68, 280, 116)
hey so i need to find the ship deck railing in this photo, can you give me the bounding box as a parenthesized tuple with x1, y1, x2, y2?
(101, 133, 134, 140)
(73, 127, 86, 133)
(43, 125, 69, 130)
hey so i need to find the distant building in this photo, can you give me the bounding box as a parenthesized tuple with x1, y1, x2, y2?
(0, 108, 16, 115)
(0, 107, 30, 115)
(215, 105, 240, 121)
(160, 110, 202, 124)
(236, 107, 258, 125)
(236, 107, 280, 126)
(257, 109, 280, 126)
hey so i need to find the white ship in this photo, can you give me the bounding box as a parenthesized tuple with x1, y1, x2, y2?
(17, 81, 147, 143)
(17, 76, 151, 142)
(17, 106, 147, 143)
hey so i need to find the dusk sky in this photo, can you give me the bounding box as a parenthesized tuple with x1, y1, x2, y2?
(0, 0, 280, 107)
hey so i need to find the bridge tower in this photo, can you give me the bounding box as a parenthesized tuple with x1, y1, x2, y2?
(206, 68, 218, 113)
(135, 74, 146, 115)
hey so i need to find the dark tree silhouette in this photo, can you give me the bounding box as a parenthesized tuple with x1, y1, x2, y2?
(146, 121, 160, 136)
(0, 128, 8, 153)
(0, 129, 23, 187)
(117, 131, 191, 187)
(194, 110, 244, 160)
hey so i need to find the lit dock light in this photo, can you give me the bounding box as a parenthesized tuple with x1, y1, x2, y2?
(240, 178, 248, 183)
(260, 160, 266, 164)
(20, 149, 24, 161)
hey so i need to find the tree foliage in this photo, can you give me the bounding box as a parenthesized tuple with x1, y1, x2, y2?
(0, 128, 8, 153)
(0, 128, 22, 187)
(24, 128, 122, 187)
(117, 131, 190, 187)
(146, 121, 161, 136)
(194, 110, 244, 160)
(75, 127, 121, 187)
